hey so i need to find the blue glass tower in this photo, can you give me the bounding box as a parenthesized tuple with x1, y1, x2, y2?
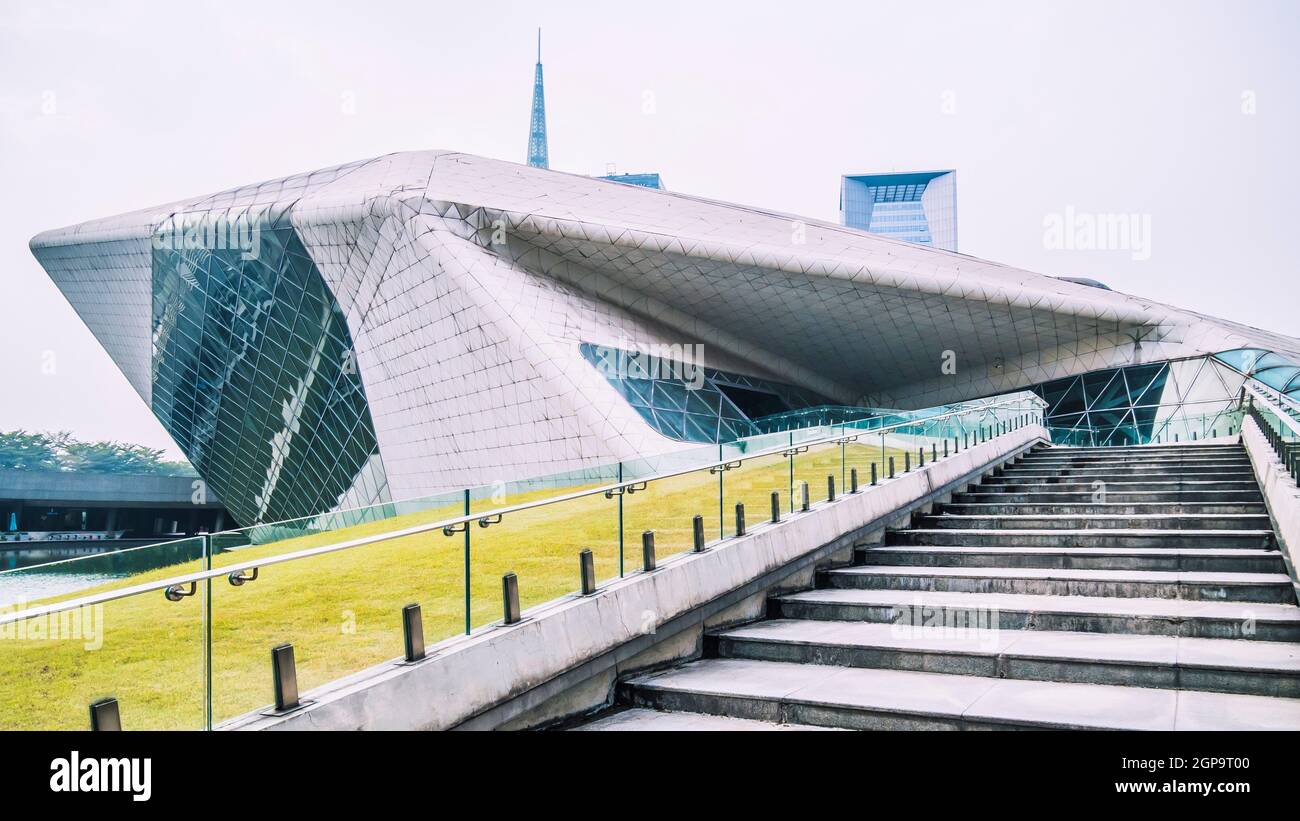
(840, 170, 957, 251)
(526, 29, 549, 169)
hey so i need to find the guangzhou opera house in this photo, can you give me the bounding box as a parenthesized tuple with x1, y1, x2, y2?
(30, 151, 1300, 529)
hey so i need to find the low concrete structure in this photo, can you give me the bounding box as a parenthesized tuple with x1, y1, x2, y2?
(0, 469, 229, 545)
(229, 423, 1046, 730)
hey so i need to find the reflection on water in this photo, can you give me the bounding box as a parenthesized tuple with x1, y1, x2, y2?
(0, 540, 207, 607)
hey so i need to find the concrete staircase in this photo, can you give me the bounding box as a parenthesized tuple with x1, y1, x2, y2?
(583, 442, 1300, 730)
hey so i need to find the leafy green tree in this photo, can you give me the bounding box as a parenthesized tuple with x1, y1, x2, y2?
(61, 440, 171, 475)
(0, 430, 68, 471)
(0, 430, 198, 475)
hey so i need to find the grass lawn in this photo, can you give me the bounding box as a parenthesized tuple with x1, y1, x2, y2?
(0, 442, 912, 730)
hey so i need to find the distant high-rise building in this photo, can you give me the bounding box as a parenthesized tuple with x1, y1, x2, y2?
(598, 172, 665, 190)
(526, 29, 549, 169)
(840, 170, 957, 251)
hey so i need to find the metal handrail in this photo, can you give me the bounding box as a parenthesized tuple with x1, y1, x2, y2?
(1245, 380, 1300, 436)
(0, 394, 1044, 627)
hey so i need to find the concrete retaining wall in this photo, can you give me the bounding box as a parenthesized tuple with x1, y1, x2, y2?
(1242, 417, 1300, 600)
(229, 424, 1047, 731)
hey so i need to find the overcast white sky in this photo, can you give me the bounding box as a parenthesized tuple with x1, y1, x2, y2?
(1, 0, 1296, 458)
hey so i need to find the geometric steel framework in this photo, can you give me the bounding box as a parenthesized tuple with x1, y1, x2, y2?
(151, 210, 388, 528)
(1030, 355, 1249, 445)
(579, 342, 829, 444)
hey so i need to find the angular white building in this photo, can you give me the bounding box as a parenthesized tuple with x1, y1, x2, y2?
(30, 151, 1300, 528)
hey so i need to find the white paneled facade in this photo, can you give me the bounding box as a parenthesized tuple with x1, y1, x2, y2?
(30, 150, 1300, 524)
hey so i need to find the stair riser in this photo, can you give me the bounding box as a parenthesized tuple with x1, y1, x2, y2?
(889, 531, 1274, 549)
(1046, 446, 1242, 455)
(998, 472, 1256, 483)
(975, 482, 1260, 492)
(1007, 470, 1256, 481)
(999, 471, 1256, 482)
(955, 491, 1265, 504)
(821, 573, 1293, 603)
(939, 504, 1266, 515)
(856, 550, 1286, 573)
(916, 516, 1271, 531)
(624, 686, 977, 731)
(1014, 455, 1252, 464)
(1018, 458, 1252, 468)
(772, 599, 1300, 642)
(715, 638, 1300, 698)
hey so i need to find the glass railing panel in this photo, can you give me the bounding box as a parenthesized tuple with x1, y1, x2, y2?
(0, 536, 208, 730)
(790, 439, 842, 511)
(720, 448, 789, 534)
(467, 488, 618, 631)
(623, 465, 718, 563)
(209, 517, 464, 725)
(0, 536, 207, 608)
(843, 432, 888, 489)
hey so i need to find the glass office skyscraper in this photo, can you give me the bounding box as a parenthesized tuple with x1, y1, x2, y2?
(840, 170, 957, 251)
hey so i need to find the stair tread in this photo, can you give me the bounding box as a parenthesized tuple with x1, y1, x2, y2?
(778, 587, 1300, 621)
(718, 619, 1300, 673)
(626, 658, 1300, 730)
(896, 527, 1274, 536)
(929, 514, 1269, 521)
(835, 565, 1292, 585)
(572, 707, 835, 731)
(864, 545, 1280, 557)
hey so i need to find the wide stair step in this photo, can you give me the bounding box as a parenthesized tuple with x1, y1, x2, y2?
(940, 502, 1266, 515)
(773, 588, 1300, 641)
(889, 528, 1275, 549)
(713, 619, 1300, 697)
(821, 565, 1294, 603)
(915, 513, 1272, 530)
(620, 658, 1300, 730)
(858, 544, 1286, 572)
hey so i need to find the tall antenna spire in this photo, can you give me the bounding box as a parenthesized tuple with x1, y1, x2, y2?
(526, 27, 549, 169)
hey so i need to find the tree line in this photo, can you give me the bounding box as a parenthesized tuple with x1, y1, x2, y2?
(0, 430, 198, 476)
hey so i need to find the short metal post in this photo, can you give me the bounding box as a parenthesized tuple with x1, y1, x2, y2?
(918, 447, 925, 467)
(964, 432, 969, 449)
(579, 549, 596, 595)
(827, 475, 836, 502)
(272, 643, 299, 712)
(735, 502, 746, 537)
(871, 463, 878, 485)
(954, 435, 959, 453)
(503, 572, 521, 624)
(642, 530, 656, 571)
(943, 439, 949, 457)
(932, 443, 937, 462)
(89, 698, 121, 731)
(850, 467, 858, 493)
(402, 603, 425, 662)
(770, 491, 781, 523)
(888, 457, 895, 479)
(693, 514, 706, 552)
(904, 451, 911, 472)
(800, 482, 810, 512)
